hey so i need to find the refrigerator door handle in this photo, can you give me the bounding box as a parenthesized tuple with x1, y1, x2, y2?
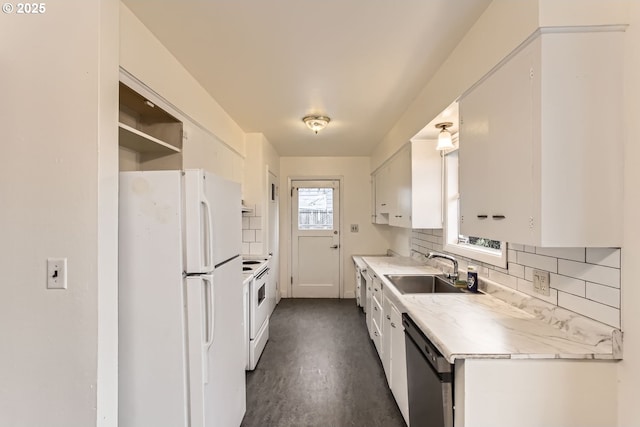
(201, 198, 213, 272)
(203, 276, 215, 384)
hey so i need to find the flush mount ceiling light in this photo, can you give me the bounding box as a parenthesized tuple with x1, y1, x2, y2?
(435, 122, 454, 150)
(302, 115, 330, 134)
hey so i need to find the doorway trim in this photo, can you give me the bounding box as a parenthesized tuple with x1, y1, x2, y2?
(287, 175, 344, 298)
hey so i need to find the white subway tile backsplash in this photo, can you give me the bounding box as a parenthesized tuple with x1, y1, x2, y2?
(558, 292, 620, 328)
(411, 230, 622, 329)
(586, 248, 621, 268)
(517, 252, 558, 273)
(242, 217, 249, 229)
(432, 229, 443, 237)
(536, 247, 585, 262)
(242, 242, 250, 254)
(508, 262, 525, 279)
(586, 282, 620, 308)
(242, 229, 255, 243)
(249, 242, 263, 254)
(524, 266, 534, 281)
(255, 230, 262, 243)
(509, 243, 525, 251)
(550, 274, 586, 297)
(493, 266, 509, 275)
(558, 259, 620, 288)
(489, 269, 518, 289)
(249, 216, 262, 230)
(517, 278, 559, 305)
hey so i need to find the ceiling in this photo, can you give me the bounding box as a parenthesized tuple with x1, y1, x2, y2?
(122, 0, 491, 157)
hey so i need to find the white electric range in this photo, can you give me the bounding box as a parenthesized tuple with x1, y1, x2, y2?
(242, 257, 270, 370)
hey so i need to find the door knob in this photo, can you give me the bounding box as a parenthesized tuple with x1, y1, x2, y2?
(330, 244, 339, 249)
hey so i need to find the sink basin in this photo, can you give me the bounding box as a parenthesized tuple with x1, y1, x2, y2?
(385, 274, 467, 294)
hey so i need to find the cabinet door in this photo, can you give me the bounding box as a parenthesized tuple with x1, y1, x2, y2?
(459, 40, 535, 244)
(375, 165, 391, 216)
(390, 304, 409, 424)
(390, 147, 412, 228)
(382, 293, 393, 384)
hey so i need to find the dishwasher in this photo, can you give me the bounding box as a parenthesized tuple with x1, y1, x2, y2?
(403, 313, 454, 427)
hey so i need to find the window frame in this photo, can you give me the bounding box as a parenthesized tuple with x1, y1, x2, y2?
(442, 145, 507, 268)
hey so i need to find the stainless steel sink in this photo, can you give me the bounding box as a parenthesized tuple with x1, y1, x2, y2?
(385, 274, 466, 294)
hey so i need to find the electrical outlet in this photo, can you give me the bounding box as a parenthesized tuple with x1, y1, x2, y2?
(350, 224, 359, 233)
(47, 258, 67, 289)
(533, 269, 550, 296)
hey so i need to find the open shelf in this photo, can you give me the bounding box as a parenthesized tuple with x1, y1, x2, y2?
(119, 122, 181, 155)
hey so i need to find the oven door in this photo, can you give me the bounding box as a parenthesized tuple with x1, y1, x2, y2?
(250, 267, 270, 339)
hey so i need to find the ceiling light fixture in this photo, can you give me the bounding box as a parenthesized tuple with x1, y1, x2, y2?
(302, 115, 330, 134)
(435, 122, 454, 150)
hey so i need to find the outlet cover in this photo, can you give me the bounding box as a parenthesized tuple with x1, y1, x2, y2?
(532, 269, 550, 296)
(350, 224, 359, 233)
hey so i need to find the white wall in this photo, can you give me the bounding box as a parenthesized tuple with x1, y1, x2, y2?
(119, 3, 246, 156)
(619, 2, 640, 424)
(242, 133, 280, 255)
(0, 0, 119, 426)
(279, 157, 390, 298)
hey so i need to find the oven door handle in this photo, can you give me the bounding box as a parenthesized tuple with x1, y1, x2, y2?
(255, 267, 270, 280)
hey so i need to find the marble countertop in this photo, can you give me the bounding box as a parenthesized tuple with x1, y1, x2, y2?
(361, 256, 621, 363)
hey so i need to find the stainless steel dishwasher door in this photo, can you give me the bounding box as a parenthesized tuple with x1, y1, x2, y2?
(403, 313, 454, 427)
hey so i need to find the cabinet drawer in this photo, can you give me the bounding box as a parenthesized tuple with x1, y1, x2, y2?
(372, 296, 383, 331)
(372, 318, 383, 356)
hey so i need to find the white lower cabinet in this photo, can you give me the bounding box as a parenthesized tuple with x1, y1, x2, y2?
(456, 359, 617, 427)
(382, 294, 392, 384)
(371, 277, 384, 356)
(374, 286, 409, 426)
(389, 303, 409, 424)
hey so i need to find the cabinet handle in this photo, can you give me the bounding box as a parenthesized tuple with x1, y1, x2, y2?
(386, 315, 391, 320)
(395, 215, 402, 218)
(374, 306, 378, 311)
(477, 214, 488, 219)
(391, 322, 396, 328)
(492, 215, 506, 220)
(381, 203, 387, 206)
(374, 331, 379, 337)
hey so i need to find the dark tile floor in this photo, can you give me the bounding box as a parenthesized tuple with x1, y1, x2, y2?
(241, 298, 406, 427)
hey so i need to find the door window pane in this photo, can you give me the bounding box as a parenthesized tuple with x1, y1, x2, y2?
(298, 188, 334, 230)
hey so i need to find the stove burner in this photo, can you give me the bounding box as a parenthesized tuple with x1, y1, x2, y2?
(243, 267, 252, 271)
(243, 260, 262, 265)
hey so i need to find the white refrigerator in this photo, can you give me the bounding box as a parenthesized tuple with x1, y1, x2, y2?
(119, 169, 245, 427)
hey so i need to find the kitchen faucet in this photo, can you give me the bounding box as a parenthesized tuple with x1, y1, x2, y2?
(427, 252, 459, 282)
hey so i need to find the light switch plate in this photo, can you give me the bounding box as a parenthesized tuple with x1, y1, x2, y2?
(533, 269, 550, 296)
(47, 258, 67, 289)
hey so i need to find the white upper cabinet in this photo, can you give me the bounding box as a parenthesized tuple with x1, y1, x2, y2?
(459, 28, 624, 247)
(373, 163, 392, 223)
(372, 141, 442, 229)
